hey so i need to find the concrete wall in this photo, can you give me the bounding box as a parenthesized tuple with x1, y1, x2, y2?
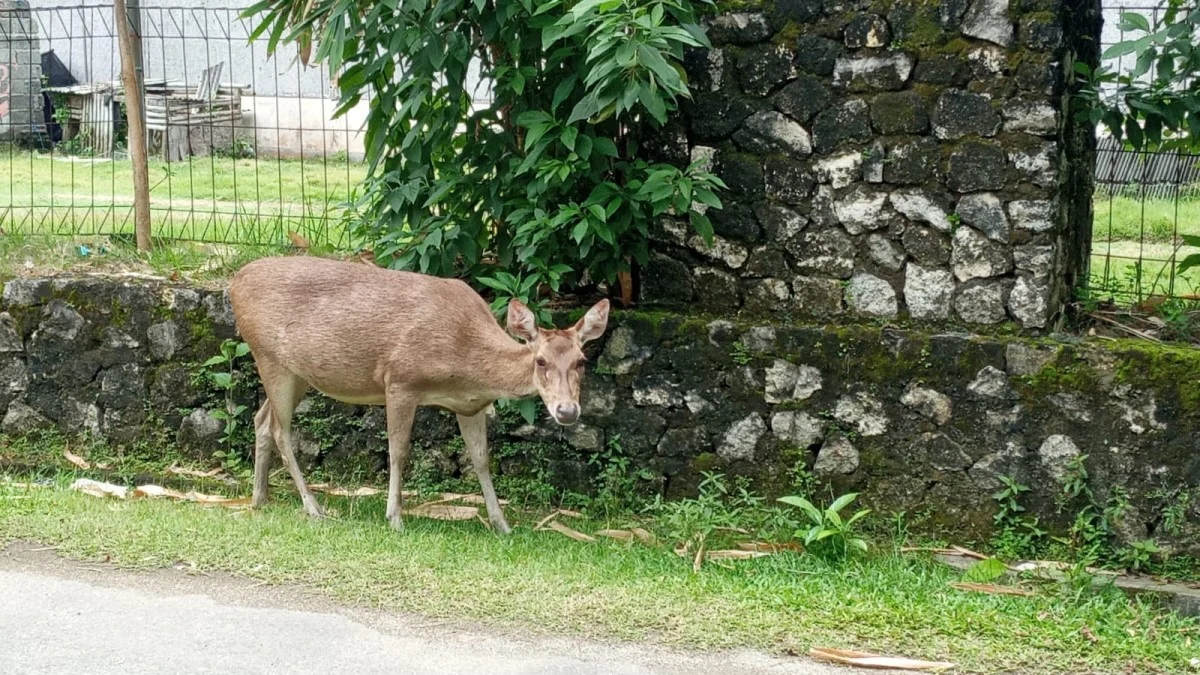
(0, 0, 43, 139)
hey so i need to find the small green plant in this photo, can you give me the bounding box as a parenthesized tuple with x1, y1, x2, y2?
(777, 492, 871, 559)
(730, 341, 752, 366)
(588, 435, 653, 519)
(200, 340, 254, 478)
(647, 472, 741, 547)
(963, 557, 1009, 583)
(1116, 540, 1162, 573)
(989, 476, 1046, 559)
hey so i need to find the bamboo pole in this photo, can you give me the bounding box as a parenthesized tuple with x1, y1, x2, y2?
(113, 0, 151, 251)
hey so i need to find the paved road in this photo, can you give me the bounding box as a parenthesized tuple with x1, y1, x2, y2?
(0, 544, 860, 675)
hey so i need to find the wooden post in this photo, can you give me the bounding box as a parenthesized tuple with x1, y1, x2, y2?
(113, 0, 151, 251)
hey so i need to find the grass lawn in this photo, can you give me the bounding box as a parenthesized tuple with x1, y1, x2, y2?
(0, 149, 365, 247)
(2, 436, 1198, 674)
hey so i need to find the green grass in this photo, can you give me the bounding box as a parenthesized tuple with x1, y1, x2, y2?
(1094, 193, 1200, 243)
(2, 436, 1198, 674)
(0, 149, 366, 247)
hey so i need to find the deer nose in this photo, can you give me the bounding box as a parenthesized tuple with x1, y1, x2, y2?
(553, 403, 580, 425)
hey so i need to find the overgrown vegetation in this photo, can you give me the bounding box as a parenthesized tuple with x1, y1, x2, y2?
(244, 0, 725, 315)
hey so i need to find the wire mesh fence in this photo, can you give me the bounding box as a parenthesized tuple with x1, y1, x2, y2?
(1089, 0, 1200, 305)
(0, 3, 365, 253)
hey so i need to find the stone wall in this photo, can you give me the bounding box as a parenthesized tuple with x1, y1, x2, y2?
(0, 1, 43, 140)
(640, 0, 1098, 330)
(3, 274, 1199, 553)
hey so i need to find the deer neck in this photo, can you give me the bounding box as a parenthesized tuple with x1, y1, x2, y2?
(474, 336, 537, 400)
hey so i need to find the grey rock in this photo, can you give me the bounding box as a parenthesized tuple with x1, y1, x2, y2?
(710, 203, 763, 243)
(2, 278, 51, 307)
(771, 411, 825, 449)
(733, 111, 813, 155)
(986, 405, 1023, 430)
(633, 382, 683, 408)
(0, 313, 22, 353)
(956, 193, 1010, 243)
(743, 326, 776, 353)
(745, 249, 791, 279)
(889, 189, 952, 232)
(642, 253, 695, 303)
(904, 264, 955, 320)
(812, 99, 873, 154)
(791, 229, 855, 279)
(1008, 141, 1057, 187)
(755, 203, 807, 243)
(814, 436, 860, 475)
(813, 151, 863, 189)
(868, 234, 906, 271)
(1009, 276, 1049, 328)
(968, 365, 1015, 400)
(1005, 342, 1057, 376)
(845, 272, 898, 319)
(743, 278, 791, 314)
(169, 288, 202, 312)
(1014, 245, 1055, 279)
(2, 400, 52, 435)
(901, 384, 953, 425)
(932, 91, 1001, 140)
(688, 234, 749, 269)
(968, 46, 1007, 77)
(969, 441, 1025, 490)
(1048, 393, 1093, 423)
(952, 226, 1012, 282)
(834, 391, 889, 436)
(1008, 199, 1055, 232)
(691, 95, 755, 142)
(0, 359, 29, 397)
(1020, 13, 1063, 50)
(947, 141, 1007, 192)
(961, 0, 1014, 47)
(764, 359, 823, 403)
(37, 301, 85, 342)
(147, 322, 184, 361)
(773, 74, 831, 124)
(737, 45, 797, 97)
(954, 282, 1008, 324)
(870, 90, 929, 136)
(914, 54, 970, 87)
(684, 391, 715, 415)
(903, 226, 951, 266)
(793, 35, 843, 76)
(1003, 99, 1058, 134)
(61, 399, 102, 437)
(177, 408, 224, 455)
(863, 141, 886, 182)
(1037, 434, 1080, 482)
(707, 12, 772, 45)
(203, 291, 235, 329)
(100, 363, 145, 410)
(764, 157, 817, 205)
(718, 414, 767, 461)
(683, 48, 725, 94)
(657, 427, 711, 457)
(884, 137, 939, 185)
(694, 267, 742, 312)
(844, 14, 891, 48)
(597, 326, 652, 375)
(833, 54, 914, 91)
(792, 276, 845, 316)
(835, 185, 890, 235)
(774, 0, 823, 24)
(912, 432, 974, 472)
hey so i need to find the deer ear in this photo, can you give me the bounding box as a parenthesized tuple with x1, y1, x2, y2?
(506, 299, 539, 342)
(573, 299, 610, 345)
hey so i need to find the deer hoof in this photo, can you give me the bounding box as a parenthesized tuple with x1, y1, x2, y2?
(389, 514, 405, 532)
(492, 519, 512, 535)
(303, 502, 327, 519)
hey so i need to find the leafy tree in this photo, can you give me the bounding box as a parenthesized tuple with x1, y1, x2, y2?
(245, 0, 724, 314)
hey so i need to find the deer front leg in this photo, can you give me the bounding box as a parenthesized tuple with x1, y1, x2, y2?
(456, 411, 511, 535)
(384, 390, 418, 532)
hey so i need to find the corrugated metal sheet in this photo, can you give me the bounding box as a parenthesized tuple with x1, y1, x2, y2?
(1095, 136, 1200, 199)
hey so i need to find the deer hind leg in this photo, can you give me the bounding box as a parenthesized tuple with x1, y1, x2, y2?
(384, 388, 419, 532)
(258, 362, 322, 517)
(457, 411, 511, 535)
(250, 402, 276, 508)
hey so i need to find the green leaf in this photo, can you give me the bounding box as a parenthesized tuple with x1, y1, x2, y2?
(210, 372, 233, 389)
(1178, 252, 1200, 274)
(964, 557, 1009, 583)
(234, 342, 251, 358)
(1118, 11, 1151, 33)
(202, 355, 226, 368)
(689, 211, 714, 244)
(828, 492, 859, 514)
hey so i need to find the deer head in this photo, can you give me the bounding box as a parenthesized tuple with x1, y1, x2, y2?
(506, 298, 610, 426)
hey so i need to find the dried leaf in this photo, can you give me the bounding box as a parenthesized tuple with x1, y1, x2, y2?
(184, 491, 253, 508)
(287, 231, 311, 249)
(557, 509, 583, 518)
(70, 478, 127, 499)
(444, 493, 508, 506)
(132, 484, 188, 500)
(309, 484, 381, 497)
(167, 465, 224, 479)
(534, 511, 560, 531)
(949, 582, 1034, 597)
(595, 529, 634, 542)
(738, 541, 802, 553)
(1082, 625, 1099, 644)
(693, 535, 706, 573)
(64, 449, 91, 470)
(534, 509, 580, 530)
(403, 503, 480, 521)
(809, 648, 955, 671)
(546, 520, 596, 543)
(707, 549, 771, 561)
(630, 527, 655, 545)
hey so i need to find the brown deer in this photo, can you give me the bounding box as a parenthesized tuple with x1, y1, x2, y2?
(228, 256, 610, 534)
